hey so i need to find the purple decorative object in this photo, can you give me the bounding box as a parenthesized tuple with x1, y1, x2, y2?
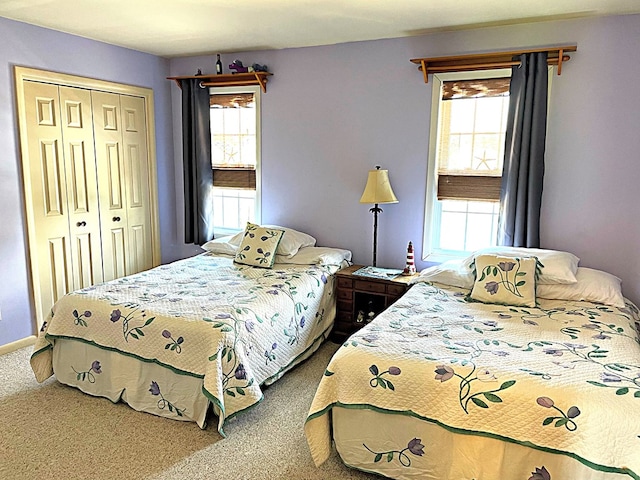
(228, 60, 249, 73)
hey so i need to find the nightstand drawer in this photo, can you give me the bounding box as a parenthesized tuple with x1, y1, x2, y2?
(354, 280, 386, 294)
(337, 300, 353, 312)
(337, 277, 354, 289)
(336, 310, 352, 322)
(387, 284, 407, 296)
(337, 288, 353, 301)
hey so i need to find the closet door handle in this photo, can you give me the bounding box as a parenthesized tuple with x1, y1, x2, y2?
(76, 221, 87, 227)
(112, 216, 121, 222)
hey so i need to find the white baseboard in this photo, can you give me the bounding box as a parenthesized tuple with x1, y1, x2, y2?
(0, 335, 37, 356)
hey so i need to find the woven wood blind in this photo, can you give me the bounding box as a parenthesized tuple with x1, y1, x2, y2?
(213, 168, 256, 189)
(442, 78, 510, 100)
(210, 93, 255, 108)
(437, 174, 501, 201)
(436, 77, 509, 202)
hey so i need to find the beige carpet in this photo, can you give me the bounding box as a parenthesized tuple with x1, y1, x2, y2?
(0, 341, 377, 480)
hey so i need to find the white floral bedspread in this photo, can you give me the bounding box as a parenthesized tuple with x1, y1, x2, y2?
(305, 282, 640, 479)
(31, 253, 339, 434)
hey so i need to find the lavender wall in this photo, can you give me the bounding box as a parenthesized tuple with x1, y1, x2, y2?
(0, 17, 175, 346)
(170, 14, 640, 306)
(2, 13, 639, 349)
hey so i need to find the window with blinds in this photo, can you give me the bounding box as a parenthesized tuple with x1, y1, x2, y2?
(211, 92, 256, 187)
(209, 88, 260, 232)
(436, 78, 510, 202)
(423, 71, 511, 258)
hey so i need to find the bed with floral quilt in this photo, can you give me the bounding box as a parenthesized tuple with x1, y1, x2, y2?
(305, 248, 640, 480)
(31, 225, 351, 435)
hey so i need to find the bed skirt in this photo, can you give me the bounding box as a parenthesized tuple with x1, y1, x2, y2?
(332, 406, 631, 480)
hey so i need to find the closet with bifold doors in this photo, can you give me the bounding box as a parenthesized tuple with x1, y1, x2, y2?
(15, 67, 161, 332)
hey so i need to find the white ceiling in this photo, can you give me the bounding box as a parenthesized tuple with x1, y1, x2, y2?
(2, 0, 639, 58)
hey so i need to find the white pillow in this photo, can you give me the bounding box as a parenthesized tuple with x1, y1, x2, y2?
(229, 225, 316, 258)
(201, 236, 237, 255)
(537, 267, 625, 308)
(411, 259, 474, 289)
(463, 247, 579, 285)
(274, 246, 352, 266)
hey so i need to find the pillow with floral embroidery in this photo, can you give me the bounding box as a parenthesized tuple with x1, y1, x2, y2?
(228, 225, 316, 258)
(469, 254, 538, 307)
(463, 247, 578, 285)
(234, 223, 285, 268)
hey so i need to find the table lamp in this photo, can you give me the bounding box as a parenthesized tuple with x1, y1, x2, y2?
(359, 166, 398, 266)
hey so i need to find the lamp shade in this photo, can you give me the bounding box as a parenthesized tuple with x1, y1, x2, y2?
(359, 167, 398, 204)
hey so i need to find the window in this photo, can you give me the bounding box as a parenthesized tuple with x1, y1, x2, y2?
(210, 86, 261, 235)
(423, 70, 510, 261)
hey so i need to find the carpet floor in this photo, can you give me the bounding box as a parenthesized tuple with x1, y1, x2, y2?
(0, 340, 378, 480)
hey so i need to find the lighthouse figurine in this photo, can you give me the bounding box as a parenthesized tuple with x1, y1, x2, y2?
(402, 241, 416, 275)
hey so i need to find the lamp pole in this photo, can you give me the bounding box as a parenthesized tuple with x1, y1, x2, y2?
(370, 203, 383, 267)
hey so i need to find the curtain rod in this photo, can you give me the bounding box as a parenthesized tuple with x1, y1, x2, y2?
(410, 45, 577, 83)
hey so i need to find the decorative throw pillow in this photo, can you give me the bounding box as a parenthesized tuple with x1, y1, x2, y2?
(470, 254, 538, 307)
(462, 247, 579, 285)
(234, 223, 285, 268)
(229, 225, 316, 258)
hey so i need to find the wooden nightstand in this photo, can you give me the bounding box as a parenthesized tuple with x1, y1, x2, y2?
(331, 264, 414, 342)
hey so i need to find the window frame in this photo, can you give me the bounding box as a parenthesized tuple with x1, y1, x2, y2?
(422, 69, 511, 263)
(209, 85, 262, 237)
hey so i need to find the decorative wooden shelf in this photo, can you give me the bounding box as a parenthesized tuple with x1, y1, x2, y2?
(167, 72, 273, 93)
(410, 45, 577, 84)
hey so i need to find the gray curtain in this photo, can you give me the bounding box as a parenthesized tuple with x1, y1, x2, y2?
(497, 52, 548, 247)
(180, 78, 214, 245)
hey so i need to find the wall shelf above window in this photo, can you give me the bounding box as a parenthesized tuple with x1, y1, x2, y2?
(410, 45, 577, 84)
(166, 72, 273, 93)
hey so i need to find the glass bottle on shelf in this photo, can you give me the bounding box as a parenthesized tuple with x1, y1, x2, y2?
(216, 54, 223, 75)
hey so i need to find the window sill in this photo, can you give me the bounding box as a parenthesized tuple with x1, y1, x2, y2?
(214, 228, 242, 238)
(422, 250, 468, 265)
